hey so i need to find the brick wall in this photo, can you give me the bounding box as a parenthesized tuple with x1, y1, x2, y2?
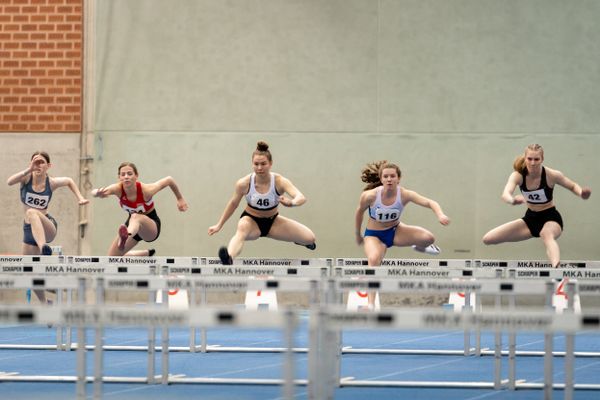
(0, 0, 83, 132)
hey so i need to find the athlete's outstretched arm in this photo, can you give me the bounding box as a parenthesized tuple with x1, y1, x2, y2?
(277, 175, 306, 207)
(552, 169, 591, 200)
(91, 183, 121, 199)
(207, 178, 247, 235)
(51, 177, 89, 205)
(6, 155, 44, 186)
(354, 190, 374, 245)
(403, 189, 450, 225)
(144, 176, 188, 211)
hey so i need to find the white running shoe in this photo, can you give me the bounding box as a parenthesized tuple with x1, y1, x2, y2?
(412, 244, 441, 255)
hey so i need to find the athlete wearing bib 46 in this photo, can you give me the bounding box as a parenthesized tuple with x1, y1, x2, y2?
(483, 144, 591, 268)
(355, 161, 450, 310)
(208, 141, 316, 265)
(7, 151, 89, 304)
(92, 162, 188, 256)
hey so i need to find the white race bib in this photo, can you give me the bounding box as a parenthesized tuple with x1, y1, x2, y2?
(250, 194, 275, 209)
(25, 192, 50, 209)
(375, 208, 401, 222)
(523, 188, 549, 204)
(122, 204, 147, 214)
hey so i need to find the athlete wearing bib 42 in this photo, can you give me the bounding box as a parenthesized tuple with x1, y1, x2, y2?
(208, 141, 316, 265)
(355, 161, 450, 310)
(7, 151, 89, 304)
(483, 144, 591, 268)
(92, 162, 188, 256)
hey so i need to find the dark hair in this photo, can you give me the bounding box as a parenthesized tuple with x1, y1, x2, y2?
(118, 162, 138, 175)
(31, 151, 50, 163)
(252, 140, 272, 162)
(513, 144, 544, 175)
(361, 160, 401, 191)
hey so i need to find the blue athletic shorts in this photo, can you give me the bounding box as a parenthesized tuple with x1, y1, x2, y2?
(364, 225, 397, 248)
(23, 214, 57, 246)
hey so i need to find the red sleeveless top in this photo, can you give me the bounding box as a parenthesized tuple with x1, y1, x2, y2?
(119, 181, 154, 214)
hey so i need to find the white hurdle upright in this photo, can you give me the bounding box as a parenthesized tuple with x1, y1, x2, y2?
(200, 257, 332, 312)
(334, 258, 471, 311)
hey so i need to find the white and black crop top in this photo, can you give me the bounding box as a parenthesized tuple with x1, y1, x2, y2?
(519, 167, 554, 205)
(245, 173, 280, 210)
(368, 186, 404, 222)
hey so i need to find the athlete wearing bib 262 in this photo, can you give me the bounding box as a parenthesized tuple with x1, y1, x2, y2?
(483, 144, 591, 268)
(7, 151, 89, 304)
(355, 161, 450, 310)
(92, 162, 188, 256)
(208, 141, 316, 265)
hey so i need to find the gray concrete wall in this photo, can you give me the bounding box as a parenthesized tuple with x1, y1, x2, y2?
(0, 134, 83, 255)
(2, 0, 599, 261)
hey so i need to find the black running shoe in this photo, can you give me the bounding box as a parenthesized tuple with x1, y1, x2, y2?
(296, 242, 317, 250)
(218, 246, 233, 265)
(41, 244, 53, 255)
(148, 248, 156, 257)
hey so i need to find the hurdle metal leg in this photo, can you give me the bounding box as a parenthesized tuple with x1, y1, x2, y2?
(147, 290, 156, 384)
(564, 281, 576, 400)
(189, 287, 197, 352)
(508, 295, 516, 390)
(56, 288, 63, 350)
(463, 288, 472, 356)
(493, 294, 502, 390)
(201, 287, 208, 353)
(475, 292, 482, 356)
(282, 309, 297, 400)
(66, 288, 73, 350)
(162, 287, 170, 384)
(544, 281, 555, 400)
(75, 278, 87, 400)
(93, 278, 105, 400)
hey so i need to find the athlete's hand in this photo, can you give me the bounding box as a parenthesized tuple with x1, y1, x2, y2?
(512, 195, 525, 205)
(355, 233, 364, 246)
(79, 198, 90, 205)
(207, 224, 221, 235)
(177, 198, 188, 211)
(29, 155, 45, 171)
(279, 196, 294, 207)
(581, 187, 592, 200)
(438, 214, 450, 225)
(92, 187, 109, 198)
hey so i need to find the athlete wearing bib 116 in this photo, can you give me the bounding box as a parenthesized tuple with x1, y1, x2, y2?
(483, 144, 591, 268)
(208, 141, 316, 265)
(355, 161, 450, 309)
(7, 151, 89, 304)
(92, 162, 188, 257)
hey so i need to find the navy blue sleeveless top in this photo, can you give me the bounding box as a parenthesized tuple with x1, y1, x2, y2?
(20, 176, 53, 210)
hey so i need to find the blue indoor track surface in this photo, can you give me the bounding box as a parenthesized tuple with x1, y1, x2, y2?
(1, 322, 599, 399)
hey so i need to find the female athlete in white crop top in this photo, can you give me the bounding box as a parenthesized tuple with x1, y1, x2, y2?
(208, 141, 316, 265)
(355, 161, 450, 308)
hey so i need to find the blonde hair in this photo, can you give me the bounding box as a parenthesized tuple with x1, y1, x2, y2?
(361, 160, 401, 191)
(513, 144, 544, 175)
(252, 141, 272, 162)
